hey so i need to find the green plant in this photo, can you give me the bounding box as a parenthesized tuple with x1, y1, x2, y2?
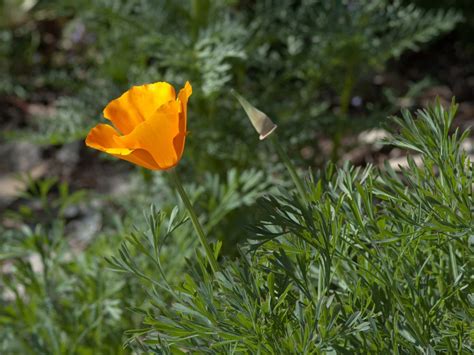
(2, 0, 462, 166)
(0, 179, 140, 354)
(1, 1, 471, 352)
(246, 0, 462, 159)
(111, 100, 473, 353)
(0, 166, 272, 353)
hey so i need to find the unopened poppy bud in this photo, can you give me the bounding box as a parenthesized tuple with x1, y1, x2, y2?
(232, 90, 277, 140)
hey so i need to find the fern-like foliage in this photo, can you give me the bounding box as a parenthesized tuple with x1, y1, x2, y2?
(246, 0, 462, 124)
(0, 165, 273, 353)
(110, 100, 473, 353)
(2, 0, 462, 168)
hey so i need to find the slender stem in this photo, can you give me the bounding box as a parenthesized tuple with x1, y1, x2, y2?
(332, 66, 354, 162)
(169, 169, 219, 273)
(271, 134, 306, 202)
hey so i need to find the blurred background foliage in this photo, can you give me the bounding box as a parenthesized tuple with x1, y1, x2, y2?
(1, 0, 465, 164)
(0, 0, 473, 353)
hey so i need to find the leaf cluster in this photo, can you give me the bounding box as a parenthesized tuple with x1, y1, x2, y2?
(0, 167, 274, 353)
(1, 0, 462, 170)
(0, 179, 140, 354)
(112, 101, 473, 353)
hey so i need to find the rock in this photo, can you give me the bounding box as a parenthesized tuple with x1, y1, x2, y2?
(461, 138, 474, 154)
(66, 209, 102, 252)
(0, 162, 49, 209)
(0, 141, 42, 173)
(386, 154, 423, 171)
(358, 129, 390, 147)
(420, 85, 452, 108)
(55, 141, 81, 178)
(343, 145, 373, 165)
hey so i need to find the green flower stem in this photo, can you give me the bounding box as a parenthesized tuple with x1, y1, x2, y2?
(332, 66, 354, 162)
(271, 134, 306, 202)
(169, 169, 219, 273)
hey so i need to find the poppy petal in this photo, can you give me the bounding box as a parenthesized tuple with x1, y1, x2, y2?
(103, 82, 176, 135)
(117, 100, 182, 170)
(174, 81, 192, 159)
(85, 124, 159, 170)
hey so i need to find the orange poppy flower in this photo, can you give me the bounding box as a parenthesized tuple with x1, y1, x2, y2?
(86, 81, 192, 170)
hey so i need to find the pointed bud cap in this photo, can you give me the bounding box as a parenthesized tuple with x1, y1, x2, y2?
(232, 90, 277, 140)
